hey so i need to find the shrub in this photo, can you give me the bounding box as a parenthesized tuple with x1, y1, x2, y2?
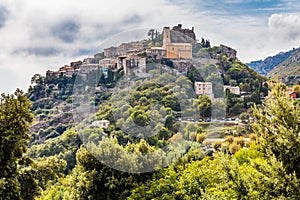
(196, 133, 206, 143)
(229, 142, 241, 154)
(225, 136, 234, 144)
(213, 141, 222, 150)
(235, 137, 245, 147)
(189, 132, 197, 141)
(249, 133, 257, 141)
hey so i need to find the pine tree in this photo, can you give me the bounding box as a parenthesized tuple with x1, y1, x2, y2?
(252, 83, 300, 178)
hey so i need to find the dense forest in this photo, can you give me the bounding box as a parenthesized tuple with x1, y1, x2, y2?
(1, 82, 300, 199)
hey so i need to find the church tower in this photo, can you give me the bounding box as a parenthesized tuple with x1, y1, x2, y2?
(163, 27, 171, 48)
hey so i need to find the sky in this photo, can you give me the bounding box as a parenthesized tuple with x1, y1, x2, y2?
(0, 0, 300, 94)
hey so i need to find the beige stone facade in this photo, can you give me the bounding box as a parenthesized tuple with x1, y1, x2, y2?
(146, 47, 166, 59)
(194, 82, 214, 99)
(165, 43, 192, 59)
(163, 27, 192, 59)
(224, 85, 240, 95)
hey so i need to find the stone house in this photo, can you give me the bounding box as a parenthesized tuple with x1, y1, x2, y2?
(146, 47, 166, 59)
(194, 82, 214, 99)
(224, 85, 240, 95)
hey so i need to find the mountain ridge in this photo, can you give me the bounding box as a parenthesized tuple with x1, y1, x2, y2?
(246, 47, 298, 76)
(267, 47, 300, 85)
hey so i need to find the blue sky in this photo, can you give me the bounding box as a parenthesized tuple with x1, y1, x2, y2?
(184, 0, 298, 15)
(0, 0, 300, 93)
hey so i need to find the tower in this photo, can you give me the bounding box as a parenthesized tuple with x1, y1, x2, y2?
(163, 27, 171, 48)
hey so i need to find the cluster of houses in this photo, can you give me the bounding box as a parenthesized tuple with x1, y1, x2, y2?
(45, 24, 252, 102)
(194, 82, 241, 100)
(46, 24, 196, 80)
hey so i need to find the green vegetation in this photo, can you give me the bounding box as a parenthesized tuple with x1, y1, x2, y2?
(147, 29, 163, 47)
(12, 68, 292, 200)
(0, 90, 66, 200)
(2, 30, 298, 199)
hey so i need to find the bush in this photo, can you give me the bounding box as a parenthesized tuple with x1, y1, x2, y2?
(229, 142, 241, 154)
(235, 137, 245, 147)
(240, 112, 250, 123)
(213, 141, 222, 150)
(225, 136, 234, 144)
(189, 132, 197, 141)
(196, 133, 206, 143)
(249, 133, 257, 141)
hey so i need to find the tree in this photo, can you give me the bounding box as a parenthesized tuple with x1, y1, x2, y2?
(31, 74, 45, 85)
(239, 112, 250, 123)
(148, 29, 155, 43)
(198, 95, 212, 119)
(0, 90, 34, 199)
(252, 83, 300, 178)
(293, 85, 300, 97)
(0, 90, 66, 199)
(67, 138, 161, 199)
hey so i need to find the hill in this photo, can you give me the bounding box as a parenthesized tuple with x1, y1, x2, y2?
(12, 24, 282, 200)
(267, 48, 300, 85)
(246, 48, 298, 75)
(24, 25, 267, 171)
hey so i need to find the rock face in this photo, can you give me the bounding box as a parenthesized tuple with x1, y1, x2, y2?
(247, 48, 298, 75)
(220, 44, 237, 59)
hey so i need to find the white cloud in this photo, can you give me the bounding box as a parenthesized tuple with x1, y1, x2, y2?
(268, 13, 300, 41)
(0, 0, 198, 93)
(0, 0, 299, 93)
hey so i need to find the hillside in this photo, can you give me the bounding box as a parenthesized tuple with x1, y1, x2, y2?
(247, 48, 298, 75)
(7, 24, 300, 200)
(25, 24, 266, 146)
(267, 48, 300, 85)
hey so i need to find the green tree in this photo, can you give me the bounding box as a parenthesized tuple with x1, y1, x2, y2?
(252, 83, 300, 178)
(0, 90, 65, 199)
(198, 95, 212, 119)
(239, 112, 250, 123)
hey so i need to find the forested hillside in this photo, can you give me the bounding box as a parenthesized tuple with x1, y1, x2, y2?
(1, 82, 300, 199)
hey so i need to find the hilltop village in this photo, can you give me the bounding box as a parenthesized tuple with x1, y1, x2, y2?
(46, 24, 240, 99)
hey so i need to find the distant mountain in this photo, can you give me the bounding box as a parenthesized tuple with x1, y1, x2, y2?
(246, 48, 298, 76)
(267, 48, 300, 85)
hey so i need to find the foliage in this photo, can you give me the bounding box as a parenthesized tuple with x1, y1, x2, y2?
(252, 83, 300, 178)
(0, 90, 65, 200)
(28, 129, 81, 173)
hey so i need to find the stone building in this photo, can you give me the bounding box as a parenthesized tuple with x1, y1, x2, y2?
(224, 85, 240, 95)
(70, 61, 82, 69)
(83, 57, 97, 64)
(172, 24, 196, 41)
(162, 27, 192, 59)
(46, 70, 59, 78)
(117, 55, 146, 75)
(92, 120, 110, 129)
(99, 58, 117, 69)
(104, 47, 118, 58)
(146, 47, 166, 59)
(194, 82, 214, 99)
(165, 43, 192, 59)
(104, 41, 146, 58)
